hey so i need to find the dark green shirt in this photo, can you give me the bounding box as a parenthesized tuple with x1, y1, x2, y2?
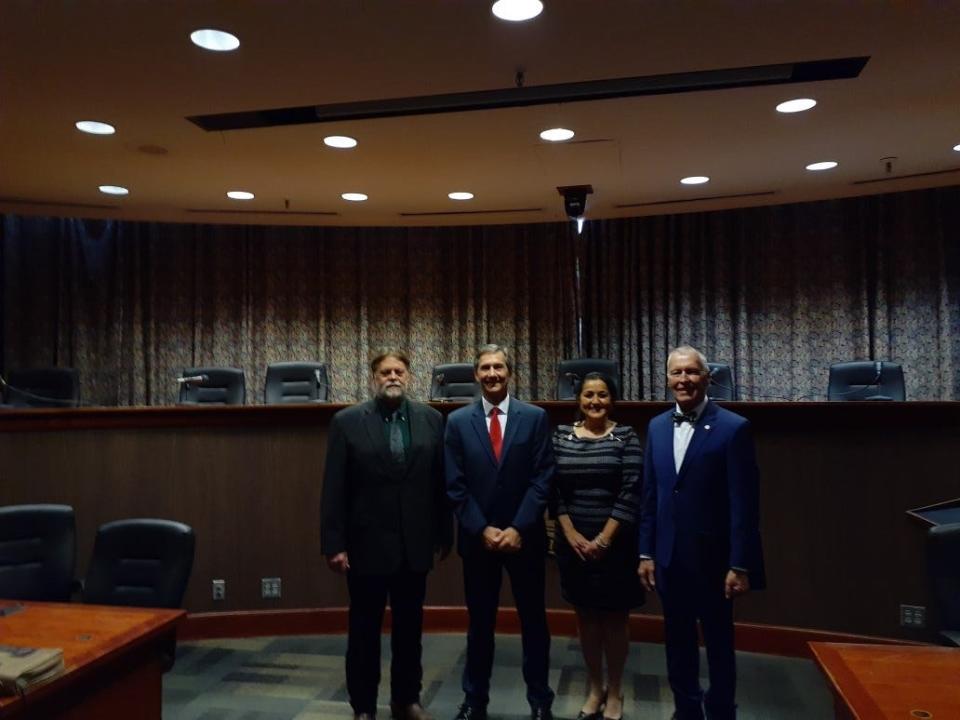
(377, 397, 411, 454)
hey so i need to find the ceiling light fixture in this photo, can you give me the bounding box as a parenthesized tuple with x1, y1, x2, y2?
(953, 143, 960, 152)
(75, 120, 115, 135)
(540, 127, 575, 142)
(341, 192, 368, 202)
(680, 176, 710, 185)
(805, 161, 838, 171)
(98, 185, 129, 195)
(190, 29, 240, 52)
(448, 191, 474, 200)
(776, 98, 817, 113)
(491, 0, 543, 22)
(226, 190, 255, 200)
(324, 135, 358, 149)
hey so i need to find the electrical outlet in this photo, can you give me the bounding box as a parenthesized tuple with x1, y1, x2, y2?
(900, 604, 926, 627)
(212, 579, 226, 601)
(261, 577, 281, 599)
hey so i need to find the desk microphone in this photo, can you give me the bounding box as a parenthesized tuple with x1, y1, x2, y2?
(176, 374, 209, 385)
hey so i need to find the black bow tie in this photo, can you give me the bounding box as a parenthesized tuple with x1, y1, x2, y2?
(672, 411, 697, 426)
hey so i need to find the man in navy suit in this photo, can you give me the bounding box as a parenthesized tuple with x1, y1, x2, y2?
(637, 346, 764, 720)
(445, 344, 556, 720)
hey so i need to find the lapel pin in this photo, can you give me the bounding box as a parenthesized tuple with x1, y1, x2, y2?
(704, 424, 711, 430)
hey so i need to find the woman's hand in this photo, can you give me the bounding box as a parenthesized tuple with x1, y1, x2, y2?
(564, 528, 593, 561)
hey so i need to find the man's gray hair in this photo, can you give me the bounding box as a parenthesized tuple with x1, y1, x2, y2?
(474, 343, 513, 372)
(667, 345, 709, 371)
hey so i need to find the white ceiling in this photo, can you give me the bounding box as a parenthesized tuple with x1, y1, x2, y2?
(1, 1, 959, 227)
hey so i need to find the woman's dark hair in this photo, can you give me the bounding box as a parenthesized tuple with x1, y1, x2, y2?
(573, 371, 618, 422)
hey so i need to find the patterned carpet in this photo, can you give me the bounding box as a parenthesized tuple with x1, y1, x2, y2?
(163, 634, 833, 720)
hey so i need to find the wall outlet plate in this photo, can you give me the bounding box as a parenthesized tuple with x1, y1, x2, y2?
(212, 579, 226, 601)
(261, 577, 281, 599)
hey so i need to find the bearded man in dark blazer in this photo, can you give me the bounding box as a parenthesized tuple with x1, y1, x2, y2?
(322, 350, 451, 720)
(638, 346, 765, 720)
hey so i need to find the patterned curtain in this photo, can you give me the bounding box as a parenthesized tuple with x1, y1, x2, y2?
(3, 184, 959, 405)
(580, 186, 960, 400)
(1, 218, 579, 405)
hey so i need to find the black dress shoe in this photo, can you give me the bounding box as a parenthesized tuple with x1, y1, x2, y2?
(531, 707, 553, 720)
(453, 704, 487, 720)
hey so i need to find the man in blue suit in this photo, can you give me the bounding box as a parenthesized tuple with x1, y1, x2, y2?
(637, 346, 764, 720)
(445, 344, 556, 720)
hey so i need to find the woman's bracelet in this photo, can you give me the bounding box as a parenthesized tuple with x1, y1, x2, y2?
(594, 534, 610, 549)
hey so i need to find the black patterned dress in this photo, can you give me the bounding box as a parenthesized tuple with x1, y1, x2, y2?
(551, 423, 645, 610)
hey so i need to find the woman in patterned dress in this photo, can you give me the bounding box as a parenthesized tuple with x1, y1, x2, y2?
(552, 373, 644, 720)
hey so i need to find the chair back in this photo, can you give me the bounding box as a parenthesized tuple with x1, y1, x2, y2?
(430, 363, 480, 401)
(0, 504, 75, 601)
(265, 362, 329, 403)
(928, 523, 960, 644)
(707, 362, 737, 400)
(556, 358, 620, 400)
(827, 361, 905, 401)
(83, 518, 195, 609)
(178, 367, 246, 405)
(5, 368, 80, 408)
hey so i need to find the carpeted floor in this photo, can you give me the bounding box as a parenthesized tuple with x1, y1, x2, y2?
(163, 634, 833, 720)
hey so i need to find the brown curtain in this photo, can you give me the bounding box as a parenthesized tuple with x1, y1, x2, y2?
(1, 218, 579, 405)
(580, 186, 960, 400)
(3, 184, 959, 405)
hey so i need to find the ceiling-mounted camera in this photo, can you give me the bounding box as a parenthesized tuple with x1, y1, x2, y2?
(557, 184, 593, 219)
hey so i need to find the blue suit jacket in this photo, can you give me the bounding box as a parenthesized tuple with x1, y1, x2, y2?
(445, 396, 556, 556)
(637, 401, 765, 589)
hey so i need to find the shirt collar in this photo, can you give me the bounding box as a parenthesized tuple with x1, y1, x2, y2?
(481, 394, 510, 417)
(674, 396, 709, 421)
(377, 397, 408, 420)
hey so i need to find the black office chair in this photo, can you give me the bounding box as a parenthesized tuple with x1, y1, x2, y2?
(707, 362, 737, 400)
(4, 368, 80, 408)
(430, 363, 480, 401)
(556, 358, 620, 400)
(0, 504, 76, 601)
(178, 367, 246, 405)
(827, 361, 905, 401)
(264, 362, 330, 403)
(927, 523, 960, 646)
(82, 518, 195, 609)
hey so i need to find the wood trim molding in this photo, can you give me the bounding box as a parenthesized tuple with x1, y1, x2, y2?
(180, 606, 918, 658)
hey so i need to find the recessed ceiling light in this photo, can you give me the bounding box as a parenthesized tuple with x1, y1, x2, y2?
(227, 190, 255, 200)
(492, 0, 543, 21)
(805, 161, 838, 171)
(341, 192, 368, 202)
(680, 176, 710, 185)
(448, 191, 474, 200)
(190, 29, 240, 52)
(98, 185, 129, 195)
(953, 143, 960, 152)
(75, 120, 115, 135)
(540, 127, 575, 142)
(776, 98, 817, 114)
(324, 135, 358, 149)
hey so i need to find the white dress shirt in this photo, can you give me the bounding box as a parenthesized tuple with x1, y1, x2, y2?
(481, 394, 510, 434)
(673, 397, 709, 473)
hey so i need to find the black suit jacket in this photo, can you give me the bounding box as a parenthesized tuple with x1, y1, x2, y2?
(321, 398, 451, 575)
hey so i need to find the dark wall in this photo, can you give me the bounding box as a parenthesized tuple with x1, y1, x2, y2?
(0, 401, 955, 642)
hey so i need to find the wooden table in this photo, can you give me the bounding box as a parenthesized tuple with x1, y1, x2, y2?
(0, 601, 184, 719)
(809, 641, 960, 719)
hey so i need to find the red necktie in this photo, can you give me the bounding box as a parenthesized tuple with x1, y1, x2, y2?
(489, 407, 502, 462)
